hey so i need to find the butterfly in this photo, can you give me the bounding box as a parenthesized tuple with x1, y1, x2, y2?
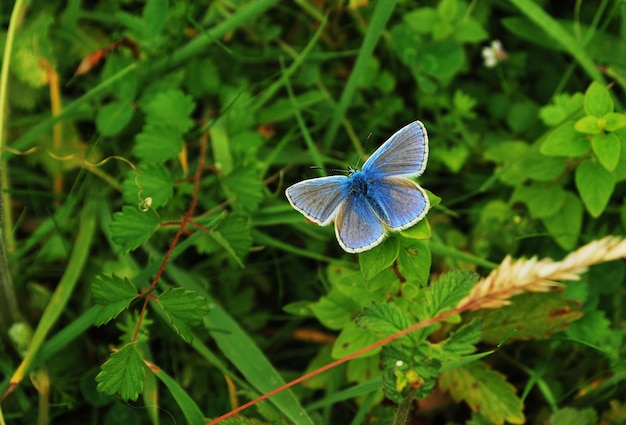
(286, 121, 430, 253)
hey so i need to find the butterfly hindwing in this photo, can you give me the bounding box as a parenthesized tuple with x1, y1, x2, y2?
(362, 121, 428, 178)
(286, 176, 347, 225)
(367, 177, 430, 230)
(335, 193, 385, 253)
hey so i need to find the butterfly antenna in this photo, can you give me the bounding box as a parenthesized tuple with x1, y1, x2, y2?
(354, 132, 373, 169)
(310, 165, 348, 174)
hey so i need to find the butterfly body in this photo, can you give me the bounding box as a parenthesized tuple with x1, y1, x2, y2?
(286, 121, 430, 253)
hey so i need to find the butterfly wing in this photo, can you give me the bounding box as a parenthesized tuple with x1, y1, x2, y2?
(362, 121, 428, 178)
(286, 176, 348, 225)
(368, 176, 430, 230)
(335, 193, 385, 253)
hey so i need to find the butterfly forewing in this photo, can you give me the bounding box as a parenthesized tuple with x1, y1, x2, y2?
(335, 194, 385, 253)
(286, 176, 347, 225)
(367, 177, 429, 230)
(362, 121, 428, 178)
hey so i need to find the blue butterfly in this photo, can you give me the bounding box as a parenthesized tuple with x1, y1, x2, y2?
(286, 121, 430, 253)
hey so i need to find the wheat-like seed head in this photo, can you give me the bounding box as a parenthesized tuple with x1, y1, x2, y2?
(457, 236, 626, 311)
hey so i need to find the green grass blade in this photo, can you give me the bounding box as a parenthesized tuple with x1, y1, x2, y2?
(149, 363, 205, 425)
(322, 0, 398, 150)
(166, 265, 314, 424)
(509, 0, 605, 84)
(7, 197, 97, 389)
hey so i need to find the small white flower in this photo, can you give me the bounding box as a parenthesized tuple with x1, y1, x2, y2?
(395, 360, 404, 367)
(482, 40, 507, 68)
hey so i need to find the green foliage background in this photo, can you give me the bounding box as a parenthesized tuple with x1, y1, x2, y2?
(0, 0, 625, 424)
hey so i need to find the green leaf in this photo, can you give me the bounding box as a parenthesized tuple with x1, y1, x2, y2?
(221, 167, 264, 212)
(156, 288, 209, 343)
(592, 133, 621, 171)
(454, 18, 488, 43)
(143, 0, 169, 39)
(122, 164, 173, 209)
(575, 158, 616, 217)
(142, 89, 195, 133)
(538, 93, 584, 126)
(359, 238, 399, 280)
(356, 302, 413, 340)
(442, 319, 482, 357)
(541, 121, 590, 157)
(397, 239, 431, 286)
(110, 206, 160, 254)
(419, 40, 464, 80)
(541, 191, 583, 250)
(91, 274, 138, 326)
(500, 148, 567, 184)
(549, 407, 598, 425)
(474, 293, 583, 344)
(331, 321, 379, 359)
(604, 112, 626, 132)
(101, 54, 138, 100)
(96, 100, 135, 136)
(416, 270, 477, 318)
(403, 8, 437, 34)
(584, 81, 613, 117)
(439, 361, 525, 425)
(565, 310, 611, 346)
(12, 14, 54, 88)
(574, 115, 601, 134)
(310, 287, 360, 331)
(96, 343, 145, 401)
(133, 124, 185, 162)
(512, 182, 566, 218)
(197, 214, 253, 267)
(381, 344, 439, 402)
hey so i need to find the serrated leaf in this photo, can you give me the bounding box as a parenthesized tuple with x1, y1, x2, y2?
(133, 124, 185, 162)
(425, 270, 478, 317)
(96, 100, 135, 136)
(221, 167, 264, 212)
(155, 288, 209, 343)
(440, 361, 525, 425)
(96, 343, 145, 401)
(575, 158, 616, 217)
(512, 182, 566, 218)
(91, 274, 138, 325)
(592, 133, 621, 171)
(442, 319, 482, 357)
(381, 344, 440, 402)
(474, 293, 583, 344)
(541, 191, 582, 250)
(359, 238, 399, 280)
(110, 206, 160, 254)
(356, 302, 413, 340)
(541, 121, 590, 157)
(142, 90, 195, 132)
(122, 164, 173, 209)
(212, 215, 252, 266)
(584, 81, 613, 117)
(195, 214, 252, 267)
